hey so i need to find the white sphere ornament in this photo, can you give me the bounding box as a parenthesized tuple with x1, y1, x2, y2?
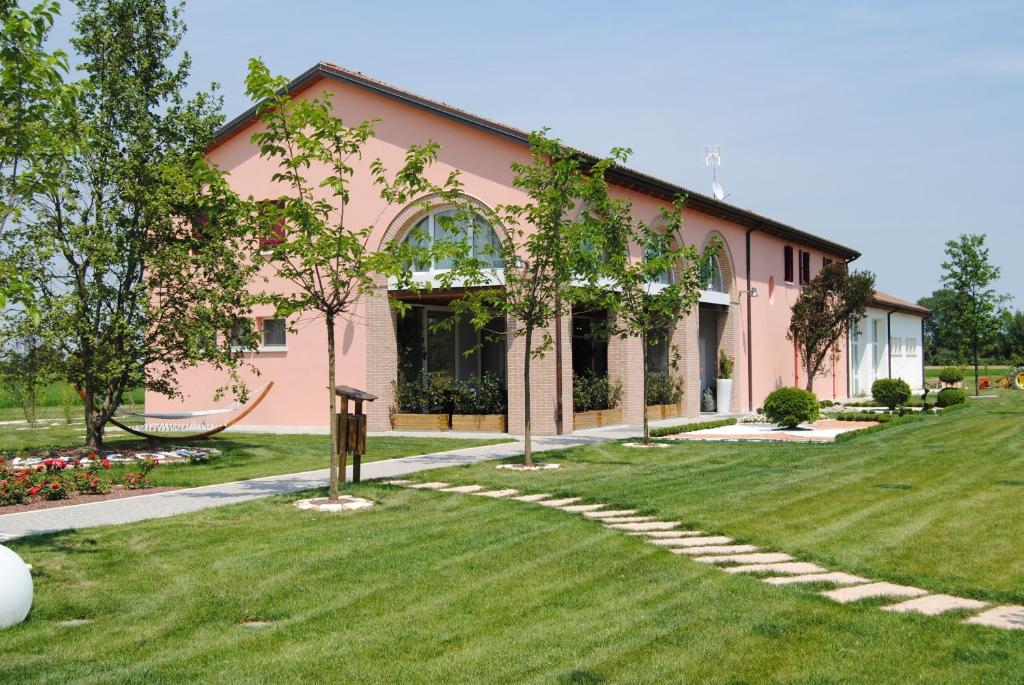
(0, 545, 33, 628)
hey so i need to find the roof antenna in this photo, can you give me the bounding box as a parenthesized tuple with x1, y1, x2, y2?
(705, 145, 730, 201)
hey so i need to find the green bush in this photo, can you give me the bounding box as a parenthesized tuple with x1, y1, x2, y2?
(395, 372, 507, 415)
(717, 351, 734, 380)
(451, 373, 506, 415)
(936, 387, 967, 408)
(938, 367, 964, 384)
(762, 387, 819, 428)
(871, 378, 911, 409)
(818, 399, 835, 408)
(646, 372, 683, 406)
(573, 373, 622, 413)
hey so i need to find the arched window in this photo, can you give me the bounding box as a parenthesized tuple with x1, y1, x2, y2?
(401, 209, 503, 272)
(701, 254, 724, 292)
(645, 248, 674, 285)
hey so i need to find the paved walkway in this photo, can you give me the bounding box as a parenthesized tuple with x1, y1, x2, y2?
(0, 434, 606, 542)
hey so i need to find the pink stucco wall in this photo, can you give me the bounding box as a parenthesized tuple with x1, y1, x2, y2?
(146, 75, 849, 427)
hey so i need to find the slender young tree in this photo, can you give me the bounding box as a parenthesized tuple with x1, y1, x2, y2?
(787, 262, 875, 392)
(11, 0, 257, 447)
(453, 131, 624, 464)
(588, 199, 711, 443)
(242, 59, 462, 500)
(940, 234, 1011, 395)
(0, 0, 68, 313)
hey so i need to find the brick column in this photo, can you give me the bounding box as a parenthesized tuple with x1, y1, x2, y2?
(506, 314, 572, 436)
(607, 313, 644, 426)
(365, 275, 398, 431)
(675, 307, 701, 417)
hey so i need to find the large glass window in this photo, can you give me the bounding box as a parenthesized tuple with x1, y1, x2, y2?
(402, 209, 503, 272)
(261, 319, 287, 348)
(645, 248, 674, 285)
(701, 254, 725, 292)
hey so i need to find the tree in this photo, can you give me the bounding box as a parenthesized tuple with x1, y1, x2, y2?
(453, 131, 622, 464)
(242, 59, 461, 501)
(0, 0, 68, 313)
(585, 197, 709, 444)
(995, 310, 1024, 364)
(10, 0, 257, 447)
(788, 262, 875, 392)
(940, 234, 1011, 394)
(918, 288, 960, 365)
(0, 317, 59, 425)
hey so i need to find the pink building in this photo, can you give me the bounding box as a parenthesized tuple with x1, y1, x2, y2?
(146, 62, 862, 435)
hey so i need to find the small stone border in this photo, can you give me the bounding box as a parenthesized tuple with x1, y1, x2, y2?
(386, 480, 1023, 632)
(495, 463, 560, 471)
(622, 442, 670, 449)
(293, 496, 374, 513)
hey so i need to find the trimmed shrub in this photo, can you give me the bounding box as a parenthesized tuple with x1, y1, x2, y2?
(818, 399, 835, 408)
(649, 417, 737, 437)
(573, 373, 622, 412)
(451, 373, 506, 415)
(872, 378, 911, 410)
(938, 367, 964, 384)
(646, 372, 684, 406)
(936, 387, 967, 408)
(762, 387, 819, 428)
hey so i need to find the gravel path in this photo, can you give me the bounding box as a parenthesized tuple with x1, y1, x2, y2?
(0, 434, 604, 542)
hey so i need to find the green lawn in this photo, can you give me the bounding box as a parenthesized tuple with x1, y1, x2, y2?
(3, 393, 1023, 682)
(0, 422, 511, 488)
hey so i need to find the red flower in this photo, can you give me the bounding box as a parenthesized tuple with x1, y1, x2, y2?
(51, 481, 61, 490)
(35, 465, 44, 473)
(0, 479, 6, 488)
(101, 459, 111, 470)
(27, 486, 39, 496)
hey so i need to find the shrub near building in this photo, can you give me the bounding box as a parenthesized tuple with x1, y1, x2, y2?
(763, 387, 820, 428)
(936, 387, 967, 407)
(872, 378, 912, 410)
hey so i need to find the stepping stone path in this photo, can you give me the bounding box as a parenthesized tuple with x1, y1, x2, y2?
(391, 480, 1019, 631)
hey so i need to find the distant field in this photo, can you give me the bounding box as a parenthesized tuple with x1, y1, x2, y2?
(0, 381, 144, 421)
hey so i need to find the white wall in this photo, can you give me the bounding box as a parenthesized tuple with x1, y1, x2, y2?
(849, 308, 925, 396)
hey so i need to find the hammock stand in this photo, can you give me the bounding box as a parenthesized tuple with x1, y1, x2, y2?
(76, 382, 274, 441)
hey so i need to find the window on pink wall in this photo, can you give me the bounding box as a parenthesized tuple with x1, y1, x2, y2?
(798, 250, 811, 284)
(784, 246, 794, 283)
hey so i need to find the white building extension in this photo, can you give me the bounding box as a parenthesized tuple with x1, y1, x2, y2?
(849, 292, 930, 396)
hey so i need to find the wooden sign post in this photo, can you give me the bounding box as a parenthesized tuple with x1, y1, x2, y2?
(335, 385, 377, 484)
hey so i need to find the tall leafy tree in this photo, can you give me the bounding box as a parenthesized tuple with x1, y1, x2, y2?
(940, 233, 1011, 394)
(11, 0, 257, 447)
(918, 288, 960, 365)
(454, 132, 622, 464)
(788, 262, 875, 392)
(585, 197, 709, 444)
(242, 59, 462, 501)
(0, 0, 68, 312)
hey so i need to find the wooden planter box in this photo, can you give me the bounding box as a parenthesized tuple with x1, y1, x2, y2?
(573, 407, 623, 430)
(391, 413, 450, 430)
(451, 414, 507, 432)
(646, 403, 682, 420)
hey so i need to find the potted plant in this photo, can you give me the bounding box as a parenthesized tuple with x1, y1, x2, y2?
(646, 371, 684, 419)
(572, 373, 623, 429)
(450, 373, 507, 432)
(391, 373, 452, 430)
(716, 350, 734, 414)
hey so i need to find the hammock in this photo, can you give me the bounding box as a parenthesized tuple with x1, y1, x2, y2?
(76, 382, 274, 441)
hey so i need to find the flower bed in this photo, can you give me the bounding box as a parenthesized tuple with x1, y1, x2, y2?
(0, 446, 217, 509)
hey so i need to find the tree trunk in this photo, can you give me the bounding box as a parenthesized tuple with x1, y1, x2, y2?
(973, 338, 980, 397)
(83, 391, 103, 449)
(641, 332, 649, 444)
(327, 316, 340, 500)
(522, 321, 533, 466)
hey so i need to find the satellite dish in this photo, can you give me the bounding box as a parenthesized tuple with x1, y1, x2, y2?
(712, 181, 725, 201)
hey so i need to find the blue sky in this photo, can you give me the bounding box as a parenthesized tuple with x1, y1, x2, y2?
(48, 0, 1023, 303)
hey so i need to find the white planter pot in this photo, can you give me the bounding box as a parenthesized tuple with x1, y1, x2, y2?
(0, 545, 32, 628)
(716, 379, 733, 414)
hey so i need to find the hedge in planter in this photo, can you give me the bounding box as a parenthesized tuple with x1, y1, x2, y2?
(938, 367, 964, 385)
(872, 378, 911, 410)
(573, 373, 622, 413)
(646, 372, 683, 406)
(762, 387, 819, 428)
(936, 387, 967, 407)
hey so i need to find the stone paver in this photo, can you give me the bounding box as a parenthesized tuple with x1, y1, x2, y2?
(408, 482, 450, 490)
(559, 503, 607, 513)
(721, 561, 828, 575)
(513, 493, 552, 502)
(598, 516, 656, 524)
(672, 544, 759, 555)
(473, 489, 519, 498)
(383, 479, 412, 485)
(648, 535, 733, 547)
(584, 509, 636, 519)
(440, 484, 484, 493)
(822, 582, 928, 604)
(964, 605, 1024, 630)
(605, 521, 680, 532)
(883, 594, 989, 616)
(538, 497, 581, 507)
(694, 552, 794, 565)
(632, 530, 704, 538)
(763, 572, 871, 586)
